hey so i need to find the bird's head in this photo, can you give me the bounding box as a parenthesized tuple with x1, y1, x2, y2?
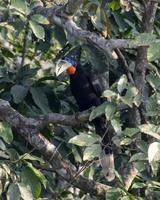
(56, 57, 79, 76)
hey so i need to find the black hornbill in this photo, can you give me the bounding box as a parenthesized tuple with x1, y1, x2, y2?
(56, 57, 115, 181)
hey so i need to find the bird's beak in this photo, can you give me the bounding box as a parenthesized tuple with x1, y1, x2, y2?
(55, 60, 71, 76)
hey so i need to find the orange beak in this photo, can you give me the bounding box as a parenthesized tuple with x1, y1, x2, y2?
(67, 66, 76, 75)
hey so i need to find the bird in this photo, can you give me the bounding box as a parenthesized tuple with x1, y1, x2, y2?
(56, 56, 115, 181)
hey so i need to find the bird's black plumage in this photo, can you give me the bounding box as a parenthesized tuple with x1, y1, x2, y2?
(69, 67, 101, 111)
(57, 57, 115, 181)
(61, 57, 115, 181)
(69, 63, 111, 147)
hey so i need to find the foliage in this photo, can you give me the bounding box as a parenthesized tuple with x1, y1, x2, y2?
(0, 0, 160, 199)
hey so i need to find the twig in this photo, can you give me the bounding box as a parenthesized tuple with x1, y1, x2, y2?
(21, 21, 29, 67)
(115, 49, 134, 85)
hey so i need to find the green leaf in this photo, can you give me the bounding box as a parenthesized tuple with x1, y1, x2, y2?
(11, 85, 28, 104)
(18, 183, 33, 200)
(111, 119, 122, 135)
(105, 188, 126, 200)
(109, 1, 121, 11)
(20, 154, 45, 164)
(120, 137, 132, 146)
(146, 74, 160, 91)
(148, 43, 160, 61)
(1, 163, 11, 175)
(53, 25, 67, 47)
(147, 180, 160, 188)
(139, 124, 160, 140)
(112, 135, 122, 146)
(148, 142, 160, 175)
(129, 152, 147, 162)
(105, 103, 116, 120)
(126, 86, 139, 100)
(0, 150, 9, 159)
(27, 163, 47, 188)
(117, 75, 128, 94)
(11, 0, 28, 14)
(29, 20, 45, 40)
(132, 182, 146, 189)
(89, 102, 109, 121)
(136, 140, 148, 153)
(83, 144, 101, 161)
(134, 161, 148, 172)
(102, 90, 117, 98)
(122, 128, 139, 137)
(148, 142, 160, 163)
(146, 94, 159, 117)
(112, 12, 128, 32)
(120, 86, 139, 107)
(130, 33, 157, 48)
(0, 139, 7, 151)
(72, 146, 82, 163)
(91, 6, 102, 31)
(90, 6, 111, 37)
(16, 65, 38, 81)
(7, 148, 19, 160)
(7, 183, 21, 200)
(0, 122, 13, 144)
(69, 133, 99, 147)
(31, 14, 49, 25)
(1, 48, 14, 58)
(21, 167, 42, 198)
(30, 87, 51, 114)
(45, 88, 61, 113)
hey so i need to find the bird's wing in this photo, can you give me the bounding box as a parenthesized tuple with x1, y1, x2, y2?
(85, 71, 109, 98)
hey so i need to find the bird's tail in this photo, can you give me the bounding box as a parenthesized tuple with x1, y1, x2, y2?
(99, 149, 115, 181)
(93, 117, 115, 181)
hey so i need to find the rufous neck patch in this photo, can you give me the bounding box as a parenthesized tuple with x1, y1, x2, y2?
(67, 66, 76, 75)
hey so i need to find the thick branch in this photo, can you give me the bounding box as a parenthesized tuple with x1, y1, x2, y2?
(31, 6, 159, 58)
(134, 1, 158, 93)
(37, 109, 91, 128)
(130, 0, 158, 127)
(131, 0, 158, 126)
(0, 99, 109, 197)
(35, 104, 126, 128)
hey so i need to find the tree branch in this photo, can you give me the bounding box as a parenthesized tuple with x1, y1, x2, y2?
(131, 0, 158, 126)
(21, 21, 29, 67)
(37, 109, 91, 128)
(34, 104, 127, 129)
(124, 163, 138, 191)
(115, 48, 134, 84)
(0, 99, 110, 197)
(0, 3, 159, 59)
(0, 0, 158, 195)
(134, 0, 158, 93)
(126, 0, 158, 190)
(30, 5, 160, 58)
